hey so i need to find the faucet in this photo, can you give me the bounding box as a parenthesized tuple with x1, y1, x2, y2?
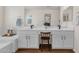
(57, 19, 61, 29)
(30, 25, 34, 29)
(57, 25, 61, 29)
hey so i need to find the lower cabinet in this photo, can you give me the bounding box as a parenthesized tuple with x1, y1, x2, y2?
(28, 35, 39, 48)
(63, 31, 74, 48)
(18, 30, 39, 49)
(18, 34, 28, 48)
(52, 30, 74, 49)
(18, 30, 74, 49)
(52, 31, 63, 48)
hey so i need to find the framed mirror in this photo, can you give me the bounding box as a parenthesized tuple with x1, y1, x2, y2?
(16, 16, 22, 27)
(44, 14, 51, 26)
(27, 15, 32, 24)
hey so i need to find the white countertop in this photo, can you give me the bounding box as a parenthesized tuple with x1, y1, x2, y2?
(16, 26, 74, 31)
(0, 35, 18, 40)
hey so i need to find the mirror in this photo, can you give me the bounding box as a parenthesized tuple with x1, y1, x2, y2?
(27, 15, 32, 24)
(44, 14, 51, 26)
(63, 6, 73, 22)
(16, 16, 22, 27)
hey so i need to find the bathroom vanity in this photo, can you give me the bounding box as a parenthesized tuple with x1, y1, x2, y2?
(17, 27, 74, 49)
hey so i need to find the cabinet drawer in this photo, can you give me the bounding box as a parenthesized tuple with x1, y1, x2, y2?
(18, 30, 38, 35)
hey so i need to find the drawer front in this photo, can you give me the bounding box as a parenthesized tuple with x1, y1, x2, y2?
(18, 30, 38, 35)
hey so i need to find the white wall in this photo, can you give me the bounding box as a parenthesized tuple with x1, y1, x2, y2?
(25, 8, 60, 27)
(4, 7, 60, 30)
(4, 6, 25, 32)
(0, 7, 4, 35)
(73, 7, 79, 53)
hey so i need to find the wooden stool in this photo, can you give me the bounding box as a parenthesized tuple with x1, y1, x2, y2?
(39, 32, 52, 51)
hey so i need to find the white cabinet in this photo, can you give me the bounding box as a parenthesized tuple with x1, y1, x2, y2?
(17, 30, 39, 49)
(27, 30, 39, 48)
(18, 29, 74, 49)
(53, 31, 63, 48)
(18, 31, 28, 48)
(52, 30, 74, 49)
(63, 31, 74, 48)
(28, 35, 39, 48)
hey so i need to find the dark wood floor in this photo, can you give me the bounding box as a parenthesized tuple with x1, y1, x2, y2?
(16, 44, 74, 53)
(16, 49, 74, 53)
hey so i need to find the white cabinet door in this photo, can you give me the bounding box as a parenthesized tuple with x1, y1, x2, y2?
(63, 31, 74, 49)
(18, 31, 28, 48)
(19, 35, 28, 48)
(27, 30, 39, 48)
(53, 31, 74, 49)
(53, 31, 63, 49)
(28, 35, 39, 48)
(18, 30, 39, 49)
